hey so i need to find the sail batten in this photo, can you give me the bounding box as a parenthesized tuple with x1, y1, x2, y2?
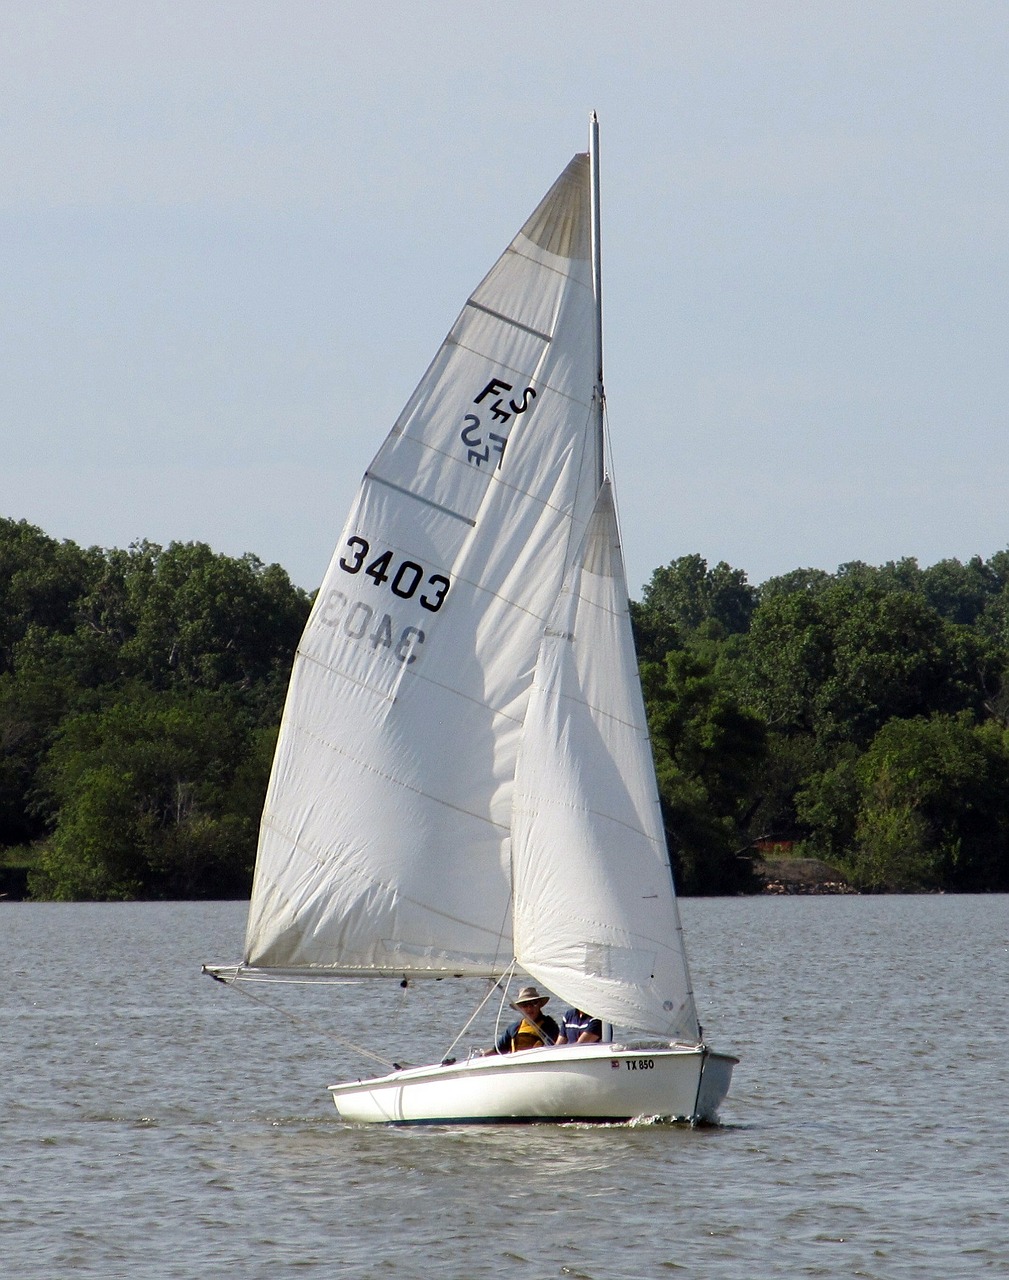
(364, 473, 478, 526)
(464, 298, 554, 343)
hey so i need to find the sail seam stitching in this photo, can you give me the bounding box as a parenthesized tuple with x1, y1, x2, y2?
(533, 686, 644, 735)
(511, 794, 661, 844)
(276, 727, 512, 833)
(508, 240, 593, 276)
(258, 823, 511, 945)
(445, 335, 592, 410)
(295, 648, 398, 700)
(296, 646, 527, 728)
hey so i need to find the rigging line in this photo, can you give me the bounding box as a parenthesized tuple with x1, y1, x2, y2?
(441, 973, 513, 1061)
(208, 969, 396, 1072)
(488, 869, 515, 980)
(491, 964, 521, 1046)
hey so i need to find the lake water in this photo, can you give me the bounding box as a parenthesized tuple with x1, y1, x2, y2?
(3, 895, 1007, 1278)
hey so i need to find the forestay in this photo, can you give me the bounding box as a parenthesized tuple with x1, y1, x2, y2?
(243, 154, 603, 976)
(511, 483, 700, 1042)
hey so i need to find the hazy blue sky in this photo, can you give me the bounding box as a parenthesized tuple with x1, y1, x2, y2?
(4, 2, 1008, 594)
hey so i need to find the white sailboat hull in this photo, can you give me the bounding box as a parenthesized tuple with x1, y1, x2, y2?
(328, 1043, 736, 1125)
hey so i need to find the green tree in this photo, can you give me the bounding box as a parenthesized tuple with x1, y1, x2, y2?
(844, 714, 1009, 891)
(642, 649, 766, 894)
(637, 555, 755, 648)
(793, 749, 860, 864)
(741, 580, 977, 748)
(0, 623, 111, 847)
(821, 585, 970, 744)
(116, 541, 310, 693)
(745, 730, 822, 849)
(0, 533, 309, 863)
(630, 598, 682, 664)
(32, 688, 262, 900)
(736, 588, 833, 734)
(757, 566, 833, 602)
(0, 518, 101, 673)
(917, 555, 1001, 625)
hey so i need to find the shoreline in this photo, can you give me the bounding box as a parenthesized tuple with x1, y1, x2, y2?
(751, 856, 857, 895)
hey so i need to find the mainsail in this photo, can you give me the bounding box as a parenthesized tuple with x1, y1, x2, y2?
(243, 153, 604, 976)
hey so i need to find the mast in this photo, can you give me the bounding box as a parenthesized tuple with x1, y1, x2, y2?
(589, 111, 605, 488)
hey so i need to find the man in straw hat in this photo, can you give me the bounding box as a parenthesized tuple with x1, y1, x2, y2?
(484, 985, 560, 1055)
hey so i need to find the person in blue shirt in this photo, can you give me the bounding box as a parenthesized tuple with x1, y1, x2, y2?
(556, 1008, 602, 1044)
(485, 985, 559, 1054)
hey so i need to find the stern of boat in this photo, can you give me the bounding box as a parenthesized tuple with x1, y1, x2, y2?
(694, 1048, 737, 1122)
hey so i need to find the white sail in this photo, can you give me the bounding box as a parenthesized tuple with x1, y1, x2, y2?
(511, 482, 701, 1042)
(243, 154, 602, 975)
(207, 121, 738, 1126)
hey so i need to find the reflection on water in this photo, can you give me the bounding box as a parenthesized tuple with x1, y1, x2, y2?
(3, 896, 1007, 1278)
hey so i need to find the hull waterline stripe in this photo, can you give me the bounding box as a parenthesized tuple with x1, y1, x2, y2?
(335, 1115, 692, 1127)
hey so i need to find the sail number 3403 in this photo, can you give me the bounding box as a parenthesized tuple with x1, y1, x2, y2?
(338, 536, 450, 612)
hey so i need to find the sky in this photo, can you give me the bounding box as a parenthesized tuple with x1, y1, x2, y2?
(3, 1, 1009, 595)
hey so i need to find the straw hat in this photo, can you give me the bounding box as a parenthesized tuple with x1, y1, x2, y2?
(514, 985, 549, 1006)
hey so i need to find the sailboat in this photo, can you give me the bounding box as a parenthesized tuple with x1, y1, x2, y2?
(205, 116, 736, 1124)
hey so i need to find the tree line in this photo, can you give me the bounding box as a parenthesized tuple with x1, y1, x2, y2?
(634, 552, 1009, 894)
(0, 517, 310, 899)
(3, 515, 1009, 899)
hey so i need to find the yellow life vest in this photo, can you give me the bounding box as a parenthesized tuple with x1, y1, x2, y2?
(510, 1018, 548, 1052)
